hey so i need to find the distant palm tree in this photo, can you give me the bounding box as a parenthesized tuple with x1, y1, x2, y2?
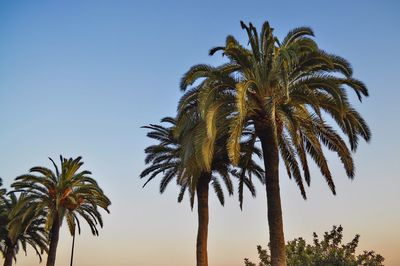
(141, 116, 263, 266)
(0, 179, 9, 261)
(0, 179, 5, 202)
(180, 21, 370, 265)
(0, 192, 48, 266)
(11, 156, 111, 266)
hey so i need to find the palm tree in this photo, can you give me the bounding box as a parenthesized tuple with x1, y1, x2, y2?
(141, 116, 263, 266)
(0, 179, 6, 231)
(0, 179, 9, 261)
(0, 192, 48, 266)
(11, 156, 111, 266)
(180, 21, 370, 265)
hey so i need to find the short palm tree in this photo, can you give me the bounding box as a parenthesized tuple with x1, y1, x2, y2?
(1, 193, 48, 266)
(141, 115, 263, 266)
(11, 156, 111, 266)
(181, 21, 370, 265)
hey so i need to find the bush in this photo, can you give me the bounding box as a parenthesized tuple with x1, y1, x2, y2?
(244, 225, 384, 266)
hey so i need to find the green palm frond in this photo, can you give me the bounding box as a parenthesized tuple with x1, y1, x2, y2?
(10, 155, 111, 245)
(180, 64, 215, 91)
(228, 116, 245, 166)
(282, 27, 315, 47)
(211, 177, 225, 206)
(277, 131, 306, 199)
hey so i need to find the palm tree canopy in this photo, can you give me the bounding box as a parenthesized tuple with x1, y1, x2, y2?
(0, 191, 48, 263)
(140, 115, 264, 209)
(176, 83, 265, 208)
(180, 20, 371, 198)
(11, 156, 111, 236)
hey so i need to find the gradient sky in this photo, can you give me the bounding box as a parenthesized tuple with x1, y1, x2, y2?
(0, 1, 399, 265)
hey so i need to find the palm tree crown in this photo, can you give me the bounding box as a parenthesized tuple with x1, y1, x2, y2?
(141, 115, 263, 208)
(0, 193, 48, 266)
(181, 20, 371, 197)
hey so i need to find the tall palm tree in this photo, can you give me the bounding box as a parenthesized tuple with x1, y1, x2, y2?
(0, 192, 48, 266)
(141, 116, 263, 266)
(180, 21, 370, 265)
(11, 156, 111, 266)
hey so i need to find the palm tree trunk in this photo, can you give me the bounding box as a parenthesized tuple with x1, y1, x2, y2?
(46, 215, 61, 266)
(256, 121, 287, 266)
(196, 173, 211, 266)
(70, 228, 76, 266)
(3, 243, 14, 266)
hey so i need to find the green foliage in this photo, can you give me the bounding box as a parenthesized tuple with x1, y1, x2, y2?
(140, 116, 263, 209)
(244, 226, 384, 266)
(11, 156, 111, 237)
(0, 179, 48, 263)
(244, 245, 270, 266)
(180, 20, 371, 198)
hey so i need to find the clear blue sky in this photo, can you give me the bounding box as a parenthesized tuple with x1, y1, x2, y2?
(0, 1, 399, 265)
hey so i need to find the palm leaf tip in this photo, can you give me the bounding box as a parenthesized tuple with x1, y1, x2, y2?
(240, 20, 247, 29)
(209, 46, 224, 56)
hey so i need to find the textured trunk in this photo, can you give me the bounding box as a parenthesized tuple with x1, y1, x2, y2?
(46, 215, 61, 266)
(256, 121, 287, 266)
(3, 244, 14, 266)
(196, 173, 211, 266)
